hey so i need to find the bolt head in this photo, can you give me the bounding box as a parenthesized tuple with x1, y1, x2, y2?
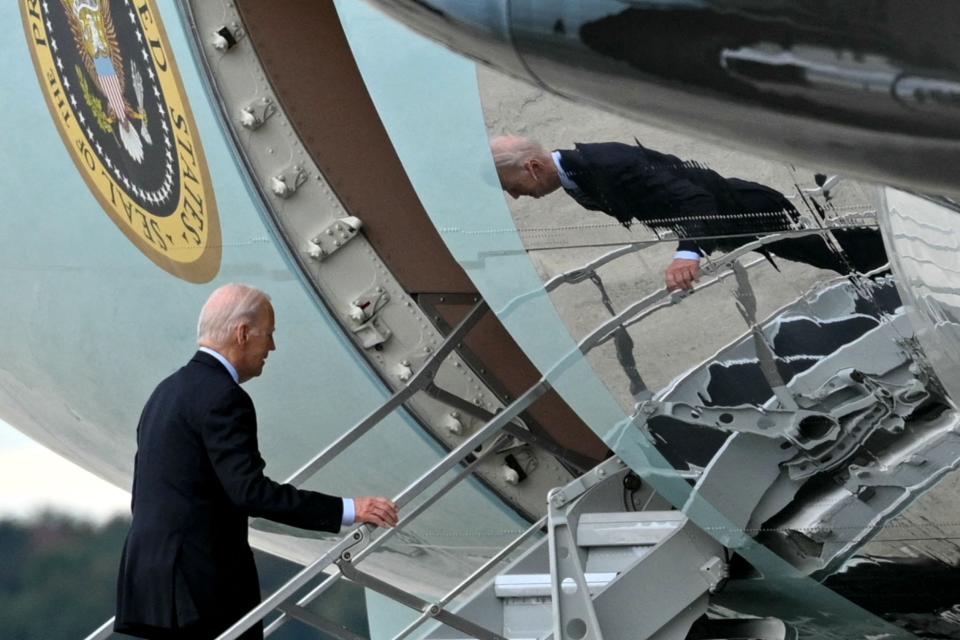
(270, 176, 289, 197)
(239, 108, 260, 129)
(349, 306, 366, 323)
(623, 473, 642, 491)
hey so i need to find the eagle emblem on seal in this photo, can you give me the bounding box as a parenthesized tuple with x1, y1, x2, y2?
(21, 0, 222, 282)
(61, 0, 151, 162)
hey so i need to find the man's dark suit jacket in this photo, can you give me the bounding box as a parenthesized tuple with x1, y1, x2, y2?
(557, 141, 887, 274)
(115, 351, 343, 640)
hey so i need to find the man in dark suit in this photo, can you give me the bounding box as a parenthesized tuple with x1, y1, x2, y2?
(115, 284, 398, 639)
(490, 135, 887, 290)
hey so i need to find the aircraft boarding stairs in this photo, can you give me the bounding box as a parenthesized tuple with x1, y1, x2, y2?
(304, 455, 786, 640)
(218, 233, 895, 640)
(85, 231, 894, 640)
(416, 456, 765, 640)
(84, 455, 781, 640)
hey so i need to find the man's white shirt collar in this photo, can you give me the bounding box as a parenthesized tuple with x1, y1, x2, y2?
(552, 151, 581, 191)
(198, 347, 239, 384)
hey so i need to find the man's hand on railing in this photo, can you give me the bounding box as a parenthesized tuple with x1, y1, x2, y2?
(665, 257, 700, 291)
(354, 496, 399, 528)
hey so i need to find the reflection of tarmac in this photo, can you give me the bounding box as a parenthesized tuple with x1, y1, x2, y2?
(478, 59, 901, 477)
(697, 279, 900, 407)
(477, 66, 874, 402)
(824, 554, 960, 639)
(650, 277, 900, 469)
(471, 46, 960, 640)
(479, 59, 897, 474)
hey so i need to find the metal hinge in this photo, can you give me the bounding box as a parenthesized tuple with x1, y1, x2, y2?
(308, 216, 362, 260)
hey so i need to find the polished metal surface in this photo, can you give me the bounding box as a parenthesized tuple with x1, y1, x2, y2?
(879, 189, 960, 403)
(341, 3, 931, 636)
(355, 0, 527, 82)
(366, 0, 960, 197)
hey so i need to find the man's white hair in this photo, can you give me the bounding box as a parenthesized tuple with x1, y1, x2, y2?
(197, 283, 271, 346)
(490, 135, 548, 170)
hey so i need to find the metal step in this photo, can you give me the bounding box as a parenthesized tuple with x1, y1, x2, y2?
(577, 511, 685, 547)
(425, 464, 729, 640)
(495, 572, 618, 598)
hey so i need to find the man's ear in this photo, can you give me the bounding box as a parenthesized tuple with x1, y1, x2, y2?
(524, 158, 543, 181)
(236, 323, 249, 346)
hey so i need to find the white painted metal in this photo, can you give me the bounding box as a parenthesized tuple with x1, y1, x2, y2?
(181, 0, 575, 529)
(494, 573, 617, 598)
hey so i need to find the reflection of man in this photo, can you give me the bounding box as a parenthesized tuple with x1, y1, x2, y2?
(115, 284, 398, 640)
(491, 136, 887, 290)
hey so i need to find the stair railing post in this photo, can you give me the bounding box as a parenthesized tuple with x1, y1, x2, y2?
(547, 486, 605, 640)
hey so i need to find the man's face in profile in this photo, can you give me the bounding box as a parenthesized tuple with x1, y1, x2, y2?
(239, 303, 276, 381)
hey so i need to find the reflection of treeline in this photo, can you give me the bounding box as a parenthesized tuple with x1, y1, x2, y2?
(0, 513, 366, 639)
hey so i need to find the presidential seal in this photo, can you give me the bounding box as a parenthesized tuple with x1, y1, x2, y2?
(21, 0, 221, 283)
